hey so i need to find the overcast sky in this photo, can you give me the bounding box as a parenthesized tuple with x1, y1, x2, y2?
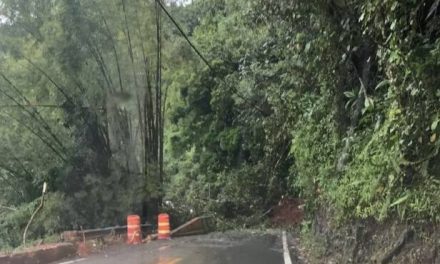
(0, 1, 192, 25)
(167, 0, 192, 6)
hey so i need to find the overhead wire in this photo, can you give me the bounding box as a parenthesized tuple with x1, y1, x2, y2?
(155, 0, 270, 115)
(155, 0, 213, 71)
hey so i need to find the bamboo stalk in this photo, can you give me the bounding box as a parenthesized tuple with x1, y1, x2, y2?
(23, 182, 47, 246)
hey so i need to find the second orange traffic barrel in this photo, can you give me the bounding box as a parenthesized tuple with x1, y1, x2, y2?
(158, 213, 171, 240)
(127, 215, 141, 244)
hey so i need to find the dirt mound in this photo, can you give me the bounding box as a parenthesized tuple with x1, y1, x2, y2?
(0, 243, 76, 264)
(270, 197, 304, 226)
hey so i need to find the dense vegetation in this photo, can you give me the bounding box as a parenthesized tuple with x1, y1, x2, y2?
(1, 0, 439, 250)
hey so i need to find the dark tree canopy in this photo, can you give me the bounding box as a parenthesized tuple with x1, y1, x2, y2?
(0, 0, 439, 250)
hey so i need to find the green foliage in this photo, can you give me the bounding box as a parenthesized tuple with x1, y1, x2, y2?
(164, 0, 296, 219)
(0, 193, 69, 249)
(0, 0, 166, 249)
(333, 117, 400, 220)
(290, 97, 339, 205)
(1, 0, 440, 251)
(165, 0, 440, 225)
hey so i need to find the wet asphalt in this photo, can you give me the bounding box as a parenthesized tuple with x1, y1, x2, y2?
(57, 231, 296, 264)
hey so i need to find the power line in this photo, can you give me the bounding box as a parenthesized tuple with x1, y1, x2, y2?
(155, 0, 213, 71)
(156, 1, 270, 116)
(0, 104, 104, 110)
(0, 104, 64, 108)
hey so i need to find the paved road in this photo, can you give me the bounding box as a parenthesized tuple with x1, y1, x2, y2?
(57, 231, 301, 264)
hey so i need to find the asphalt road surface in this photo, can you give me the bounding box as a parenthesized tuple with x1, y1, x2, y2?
(56, 231, 301, 264)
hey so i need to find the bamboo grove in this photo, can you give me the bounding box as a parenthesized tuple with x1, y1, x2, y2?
(1, 0, 440, 250)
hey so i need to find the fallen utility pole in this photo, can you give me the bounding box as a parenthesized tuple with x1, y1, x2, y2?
(62, 224, 152, 242)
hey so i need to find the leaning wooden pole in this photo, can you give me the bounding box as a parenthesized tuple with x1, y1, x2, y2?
(23, 182, 47, 246)
(156, 0, 164, 198)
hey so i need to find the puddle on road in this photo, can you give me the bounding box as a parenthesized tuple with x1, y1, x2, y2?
(158, 245, 171, 251)
(156, 256, 182, 264)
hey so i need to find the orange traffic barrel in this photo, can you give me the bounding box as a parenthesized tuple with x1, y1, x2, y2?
(158, 213, 171, 240)
(127, 215, 141, 244)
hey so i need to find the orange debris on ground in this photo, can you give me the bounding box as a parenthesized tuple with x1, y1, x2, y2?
(270, 197, 304, 226)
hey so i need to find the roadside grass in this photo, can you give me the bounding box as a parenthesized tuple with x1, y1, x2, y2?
(0, 234, 60, 255)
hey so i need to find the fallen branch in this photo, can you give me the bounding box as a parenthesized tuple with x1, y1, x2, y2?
(380, 228, 414, 264)
(23, 182, 47, 246)
(0, 205, 17, 211)
(260, 208, 273, 219)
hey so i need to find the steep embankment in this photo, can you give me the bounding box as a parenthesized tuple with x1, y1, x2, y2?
(301, 207, 439, 263)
